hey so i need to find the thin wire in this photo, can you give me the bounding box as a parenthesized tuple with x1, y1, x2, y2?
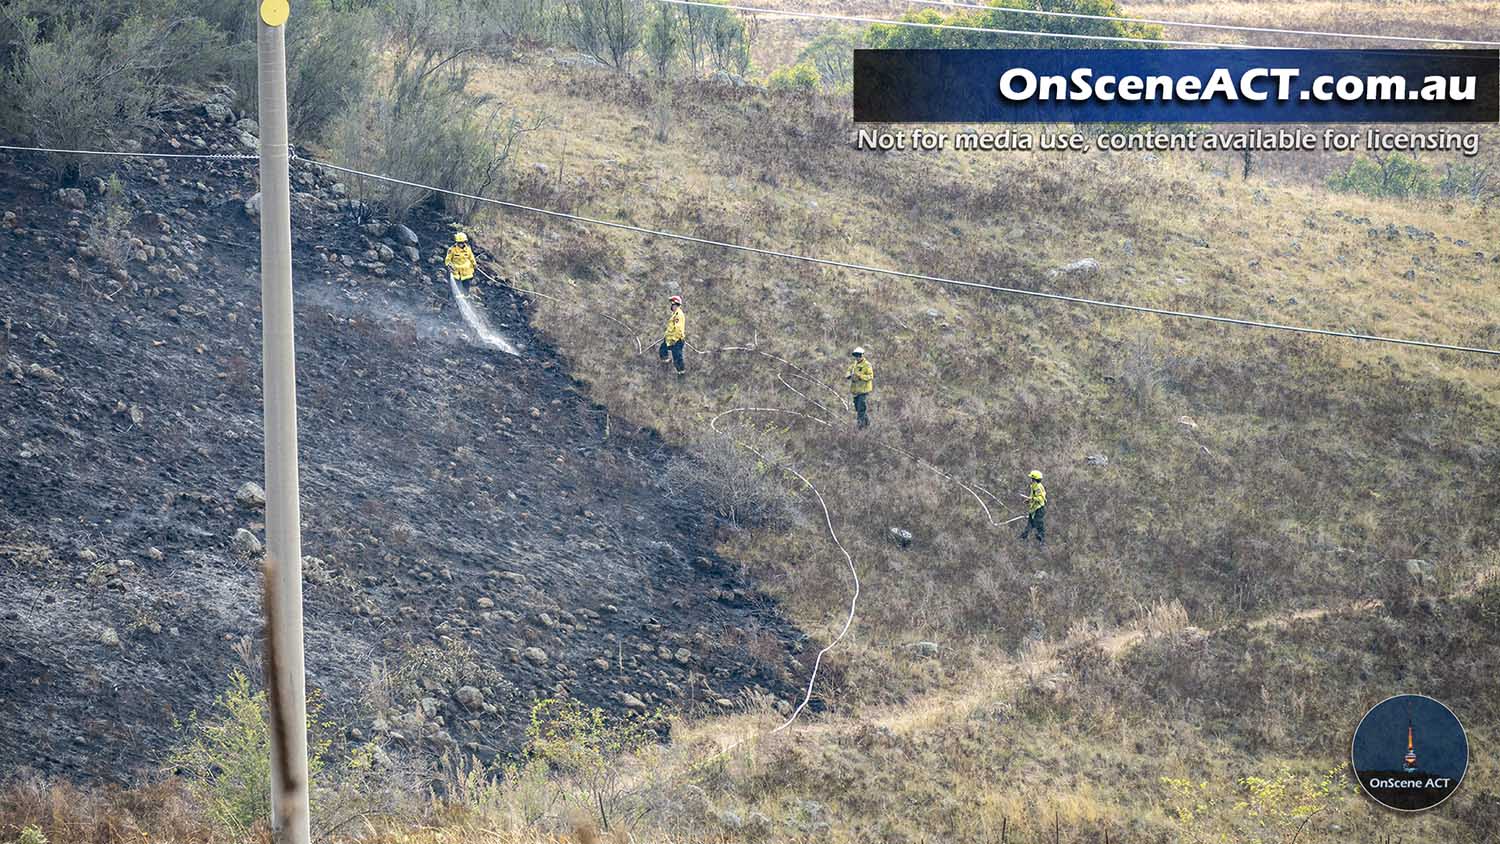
(650, 0, 1274, 49)
(895, 0, 1500, 47)
(709, 407, 858, 734)
(0, 143, 260, 160)
(299, 156, 1500, 358)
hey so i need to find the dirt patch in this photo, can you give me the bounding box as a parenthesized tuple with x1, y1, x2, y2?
(0, 99, 804, 783)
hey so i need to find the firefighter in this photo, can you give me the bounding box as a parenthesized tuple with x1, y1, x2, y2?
(1019, 470, 1046, 546)
(846, 346, 873, 428)
(659, 295, 686, 376)
(445, 232, 478, 298)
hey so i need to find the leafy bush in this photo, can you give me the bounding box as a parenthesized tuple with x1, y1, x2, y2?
(167, 670, 329, 839)
(1327, 153, 1437, 199)
(643, 4, 681, 78)
(768, 62, 820, 94)
(796, 28, 862, 92)
(863, 0, 1164, 50)
(523, 698, 656, 832)
(0, 7, 221, 182)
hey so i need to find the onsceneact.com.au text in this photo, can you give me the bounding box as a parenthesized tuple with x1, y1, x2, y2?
(998, 68, 1480, 103)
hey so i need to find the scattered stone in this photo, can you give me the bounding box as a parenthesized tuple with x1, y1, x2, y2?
(99, 628, 120, 647)
(888, 527, 913, 548)
(907, 641, 940, 658)
(1176, 416, 1199, 430)
(1405, 559, 1436, 587)
(204, 102, 233, 123)
(1085, 454, 1109, 467)
(618, 692, 648, 712)
(235, 481, 267, 508)
(476, 596, 494, 609)
(232, 528, 263, 556)
(455, 686, 485, 711)
(523, 646, 548, 665)
(244, 193, 262, 219)
(56, 188, 87, 210)
(77, 548, 98, 563)
(393, 224, 419, 246)
(1058, 258, 1100, 277)
(673, 647, 692, 665)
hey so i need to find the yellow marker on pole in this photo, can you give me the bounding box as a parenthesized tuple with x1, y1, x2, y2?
(260, 0, 289, 26)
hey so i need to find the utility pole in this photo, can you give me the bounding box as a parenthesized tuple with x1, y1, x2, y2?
(256, 1, 311, 843)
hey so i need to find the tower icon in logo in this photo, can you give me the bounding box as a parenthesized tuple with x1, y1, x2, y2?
(1402, 720, 1418, 773)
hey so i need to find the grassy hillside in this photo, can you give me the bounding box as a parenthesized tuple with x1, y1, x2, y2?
(444, 56, 1500, 840)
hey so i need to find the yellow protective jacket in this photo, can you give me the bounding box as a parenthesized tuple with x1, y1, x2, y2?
(847, 359, 873, 395)
(445, 244, 476, 281)
(664, 309, 686, 344)
(1028, 481, 1047, 513)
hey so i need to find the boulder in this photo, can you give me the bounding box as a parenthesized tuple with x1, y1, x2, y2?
(888, 527, 913, 548)
(523, 646, 548, 665)
(393, 224, 419, 246)
(235, 481, 267, 508)
(1059, 258, 1100, 276)
(204, 102, 233, 123)
(56, 188, 87, 210)
(235, 118, 259, 137)
(618, 692, 648, 712)
(232, 528, 263, 556)
(455, 686, 485, 712)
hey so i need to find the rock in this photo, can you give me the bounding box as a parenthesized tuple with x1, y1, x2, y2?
(204, 102, 233, 123)
(1059, 258, 1100, 276)
(476, 596, 494, 609)
(146, 546, 164, 561)
(235, 481, 267, 508)
(419, 697, 441, 718)
(1085, 454, 1109, 466)
(1176, 416, 1199, 430)
(592, 657, 610, 671)
(244, 193, 262, 219)
(403, 246, 420, 263)
(77, 548, 98, 563)
(715, 697, 733, 710)
(56, 188, 87, 210)
(523, 646, 548, 665)
(302, 556, 332, 585)
(376, 243, 395, 262)
(455, 686, 485, 711)
(1405, 559, 1436, 586)
(888, 527, 913, 548)
(393, 224, 419, 246)
(239, 132, 260, 150)
(232, 528, 263, 556)
(908, 641, 940, 658)
(718, 810, 744, 831)
(99, 628, 120, 647)
(673, 647, 692, 665)
(745, 812, 774, 839)
(618, 692, 648, 712)
(236, 117, 259, 137)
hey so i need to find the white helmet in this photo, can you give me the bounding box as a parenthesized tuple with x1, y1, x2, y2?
(851, 346, 865, 356)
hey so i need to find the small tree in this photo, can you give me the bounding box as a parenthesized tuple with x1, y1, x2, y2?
(768, 61, 820, 94)
(644, 4, 681, 79)
(562, 0, 645, 70)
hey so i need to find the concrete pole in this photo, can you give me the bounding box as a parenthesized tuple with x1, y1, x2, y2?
(256, 2, 311, 843)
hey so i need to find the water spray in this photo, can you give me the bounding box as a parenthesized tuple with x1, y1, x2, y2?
(449, 275, 521, 356)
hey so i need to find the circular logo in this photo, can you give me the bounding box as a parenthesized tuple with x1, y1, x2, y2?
(260, 0, 290, 27)
(1351, 694, 1468, 812)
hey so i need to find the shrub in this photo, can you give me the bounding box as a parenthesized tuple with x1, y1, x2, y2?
(663, 431, 800, 529)
(1327, 153, 1437, 199)
(85, 175, 134, 271)
(167, 670, 329, 839)
(768, 62, 820, 94)
(0, 8, 220, 183)
(796, 28, 861, 92)
(863, 0, 1164, 50)
(523, 698, 656, 832)
(561, 0, 645, 70)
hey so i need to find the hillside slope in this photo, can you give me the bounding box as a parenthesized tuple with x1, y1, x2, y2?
(0, 95, 804, 782)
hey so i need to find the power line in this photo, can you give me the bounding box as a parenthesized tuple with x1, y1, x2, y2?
(0, 143, 260, 160)
(300, 155, 1500, 358)
(894, 0, 1500, 48)
(650, 0, 1264, 49)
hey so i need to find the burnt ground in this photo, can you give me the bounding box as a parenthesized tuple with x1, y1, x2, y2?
(0, 94, 804, 783)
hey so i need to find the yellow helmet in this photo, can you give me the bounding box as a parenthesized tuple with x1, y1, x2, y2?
(1029, 470, 1043, 480)
(454, 232, 468, 243)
